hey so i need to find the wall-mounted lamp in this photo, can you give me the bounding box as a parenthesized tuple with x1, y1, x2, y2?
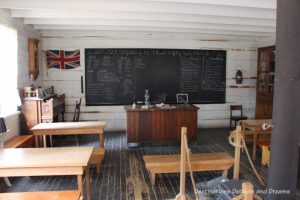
(236, 69, 243, 84)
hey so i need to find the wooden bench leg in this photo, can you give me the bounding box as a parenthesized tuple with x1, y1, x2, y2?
(149, 172, 156, 185)
(43, 135, 47, 148)
(35, 136, 39, 147)
(262, 145, 270, 166)
(77, 175, 83, 199)
(222, 169, 228, 178)
(99, 133, 104, 148)
(96, 163, 101, 174)
(85, 167, 91, 200)
(49, 135, 53, 147)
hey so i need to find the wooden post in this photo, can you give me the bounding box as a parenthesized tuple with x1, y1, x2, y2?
(242, 182, 254, 200)
(175, 127, 191, 200)
(267, 0, 300, 199)
(233, 125, 242, 180)
(232, 182, 254, 200)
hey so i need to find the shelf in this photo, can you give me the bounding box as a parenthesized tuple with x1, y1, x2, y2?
(256, 45, 275, 119)
(23, 94, 57, 101)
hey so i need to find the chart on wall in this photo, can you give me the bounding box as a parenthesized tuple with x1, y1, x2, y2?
(85, 48, 226, 105)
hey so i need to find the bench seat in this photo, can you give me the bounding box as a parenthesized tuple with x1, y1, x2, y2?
(4, 135, 33, 148)
(0, 190, 81, 200)
(143, 152, 234, 185)
(258, 140, 270, 149)
(88, 147, 105, 174)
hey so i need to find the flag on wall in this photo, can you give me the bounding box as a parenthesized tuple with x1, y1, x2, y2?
(46, 49, 80, 69)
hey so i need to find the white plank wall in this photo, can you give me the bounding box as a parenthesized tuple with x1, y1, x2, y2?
(0, 8, 41, 138)
(41, 30, 259, 130)
(0, 9, 42, 89)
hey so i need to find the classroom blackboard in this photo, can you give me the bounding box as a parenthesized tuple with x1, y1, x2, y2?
(85, 49, 226, 105)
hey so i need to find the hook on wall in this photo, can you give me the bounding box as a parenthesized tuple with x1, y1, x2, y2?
(236, 69, 243, 84)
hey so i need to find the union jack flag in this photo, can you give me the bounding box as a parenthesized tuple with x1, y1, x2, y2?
(46, 49, 80, 69)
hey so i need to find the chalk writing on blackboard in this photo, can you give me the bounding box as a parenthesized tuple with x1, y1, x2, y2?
(85, 49, 226, 105)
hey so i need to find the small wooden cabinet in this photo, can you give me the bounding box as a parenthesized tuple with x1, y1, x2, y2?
(28, 38, 39, 80)
(21, 94, 65, 133)
(255, 46, 275, 119)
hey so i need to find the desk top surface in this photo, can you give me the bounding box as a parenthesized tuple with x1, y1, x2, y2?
(31, 121, 107, 131)
(0, 147, 93, 168)
(240, 119, 272, 126)
(124, 104, 199, 111)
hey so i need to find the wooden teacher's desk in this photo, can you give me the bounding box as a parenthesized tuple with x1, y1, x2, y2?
(0, 147, 93, 200)
(125, 104, 198, 144)
(240, 119, 272, 160)
(31, 121, 107, 148)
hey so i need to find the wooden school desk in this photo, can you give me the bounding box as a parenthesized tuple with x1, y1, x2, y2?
(240, 119, 272, 160)
(124, 104, 198, 144)
(0, 147, 93, 200)
(31, 121, 107, 148)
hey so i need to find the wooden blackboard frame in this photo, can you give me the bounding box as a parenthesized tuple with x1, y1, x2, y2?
(85, 48, 226, 106)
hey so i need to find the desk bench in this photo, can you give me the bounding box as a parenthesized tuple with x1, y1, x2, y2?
(4, 135, 33, 148)
(88, 148, 105, 174)
(0, 190, 81, 200)
(143, 152, 234, 185)
(258, 141, 271, 166)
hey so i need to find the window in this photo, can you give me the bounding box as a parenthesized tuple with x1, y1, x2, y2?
(0, 24, 20, 115)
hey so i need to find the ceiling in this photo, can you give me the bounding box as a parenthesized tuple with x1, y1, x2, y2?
(0, 0, 276, 38)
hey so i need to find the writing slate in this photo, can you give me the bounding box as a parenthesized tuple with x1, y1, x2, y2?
(85, 49, 226, 105)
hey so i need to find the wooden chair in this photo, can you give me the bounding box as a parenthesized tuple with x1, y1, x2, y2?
(73, 98, 82, 145)
(73, 98, 82, 122)
(230, 105, 247, 130)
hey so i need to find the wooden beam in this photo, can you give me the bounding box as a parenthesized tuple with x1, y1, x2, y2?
(24, 19, 276, 33)
(143, 0, 276, 9)
(34, 25, 275, 37)
(12, 10, 276, 27)
(0, 0, 276, 19)
(2, 0, 278, 10)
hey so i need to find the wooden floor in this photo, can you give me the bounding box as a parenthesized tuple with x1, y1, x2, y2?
(1, 128, 299, 199)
